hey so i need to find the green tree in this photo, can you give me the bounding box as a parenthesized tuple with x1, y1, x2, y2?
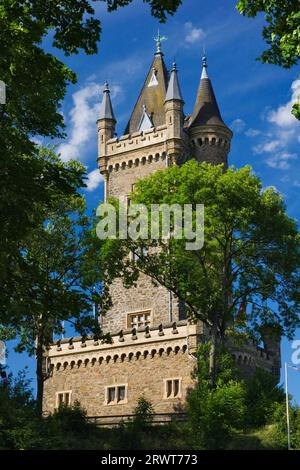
(3, 152, 103, 414)
(237, 0, 299, 68)
(270, 400, 300, 449)
(0, 0, 182, 306)
(0, 370, 39, 450)
(237, 0, 300, 118)
(187, 344, 246, 449)
(97, 161, 300, 385)
(132, 396, 154, 429)
(244, 368, 285, 428)
(0, 147, 87, 318)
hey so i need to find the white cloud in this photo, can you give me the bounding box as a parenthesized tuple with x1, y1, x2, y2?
(58, 82, 121, 162)
(253, 140, 282, 154)
(230, 118, 246, 133)
(267, 79, 300, 128)
(184, 22, 206, 44)
(245, 128, 263, 137)
(265, 152, 297, 170)
(248, 79, 300, 172)
(85, 168, 103, 192)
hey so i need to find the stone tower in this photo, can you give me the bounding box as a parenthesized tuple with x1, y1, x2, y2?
(42, 41, 280, 422)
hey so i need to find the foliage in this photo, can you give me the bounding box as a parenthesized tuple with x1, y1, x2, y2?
(187, 345, 247, 449)
(237, 0, 300, 68)
(292, 101, 300, 120)
(186, 344, 288, 449)
(98, 161, 300, 381)
(1, 150, 103, 413)
(0, 0, 182, 314)
(0, 370, 40, 450)
(0, 369, 298, 450)
(268, 400, 300, 449)
(244, 367, 285, 428)
(132, 395, 154, 429)
(110, 396, 155, 450)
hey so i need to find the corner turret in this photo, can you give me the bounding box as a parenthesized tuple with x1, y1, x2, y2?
(188, 54, 232, 168)
(164, 62, 185, 164)
(97, 82, 116, 171)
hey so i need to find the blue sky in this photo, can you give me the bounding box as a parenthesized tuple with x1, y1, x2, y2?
(6, 0, 300, 403)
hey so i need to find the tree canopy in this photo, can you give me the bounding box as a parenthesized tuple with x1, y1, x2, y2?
(0, 0, 183, 320)
(97, 161, 300, 382)
(1, 150, 103, 414)
(237, 0, 300, 68)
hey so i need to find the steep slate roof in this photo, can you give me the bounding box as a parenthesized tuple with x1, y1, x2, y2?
(165, 62, 184, 102)
(189, 56, 228, 129)
(125, 51, 169, 134)
(99, 82, 116, 121)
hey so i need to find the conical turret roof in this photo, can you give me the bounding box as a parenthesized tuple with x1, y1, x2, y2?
(99, 82, 116, 121)
(189, 55, 227, 128)
(165, 62, 184, 102)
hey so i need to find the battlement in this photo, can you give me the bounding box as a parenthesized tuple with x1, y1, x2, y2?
(45, 321, 279, 380)
(45, 321, 199, 371)
(105, 125, 167, 157)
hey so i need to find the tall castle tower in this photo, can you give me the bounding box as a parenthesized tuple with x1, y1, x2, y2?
(42, 40, 280, 422)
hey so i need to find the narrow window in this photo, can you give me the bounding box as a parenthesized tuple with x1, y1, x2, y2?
(173, 379, 179, 397)
(58, 393, 64, 406)
(107, 387, 116, 404)
(117, 386, 126, 402)
(166, 380, 172, 398)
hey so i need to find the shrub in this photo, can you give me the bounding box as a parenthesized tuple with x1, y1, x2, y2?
(187, 344, 247, 449)
(244, 368, 285, 428)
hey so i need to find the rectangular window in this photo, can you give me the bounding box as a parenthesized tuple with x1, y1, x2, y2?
(131, 246, 148, 263)
(173, 379, 179, 397)
(164, 379, 181, 399)
(166, 380, 172, 398)
(105, 385, 127, 405)
(127, 310, 151, 329)
(107, 387, 116, 404)
(56, 391, 71, 408)
(118, 386, 126, 402)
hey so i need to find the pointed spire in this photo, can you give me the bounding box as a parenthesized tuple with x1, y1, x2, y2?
(189, 53, 227, 128)
(125, 45, 169, 134)
(99, 82, 116, 121)
(165, 62, 184, 102)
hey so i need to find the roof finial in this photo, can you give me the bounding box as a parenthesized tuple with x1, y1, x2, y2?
(154, 29, 167, 54)
(201, 46, 208, 79)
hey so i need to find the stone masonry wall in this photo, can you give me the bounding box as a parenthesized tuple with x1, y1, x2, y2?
(107, 152, 168, 198)
(43, 324, 197, 417)
(101, 276, 180, 334)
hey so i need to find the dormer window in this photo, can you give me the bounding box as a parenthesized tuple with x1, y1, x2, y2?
(148, 68, 158, 87)
(138, 105, 154, 132)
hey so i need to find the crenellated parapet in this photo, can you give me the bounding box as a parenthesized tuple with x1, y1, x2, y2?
(45, 321, 200, 374)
